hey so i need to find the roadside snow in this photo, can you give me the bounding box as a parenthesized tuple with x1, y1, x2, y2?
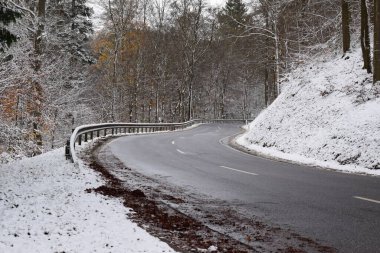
(0, 148, 176, 252)
(237, 48, 380, 176)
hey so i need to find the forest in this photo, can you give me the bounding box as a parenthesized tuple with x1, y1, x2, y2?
(0, 0, 379, 162)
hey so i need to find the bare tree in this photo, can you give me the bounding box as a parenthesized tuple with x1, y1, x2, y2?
(107, 0, 138, 121)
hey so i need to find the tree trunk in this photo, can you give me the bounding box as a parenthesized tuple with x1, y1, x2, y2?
(374, 0, 380, 83)
(273, 18, 280, 97)
(111, 35, 119, 122)
(264, 68, 269, 107)
(31, 0, 46, 151)
(341, 0, 351, 54)
(72, 0, 76, 16)
(361, 0, 372, 73)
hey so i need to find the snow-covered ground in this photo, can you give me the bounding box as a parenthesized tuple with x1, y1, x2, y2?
(237, 48, 380, 176)
(0, 148, 176, 252)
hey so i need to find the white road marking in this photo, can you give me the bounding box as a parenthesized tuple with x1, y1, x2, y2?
(218, 135, 257, 158)
(176, 149, 186, 155)
(353, 196, 380, 204)
(219, 166, 258, 176)
(172, 140, 175, 145)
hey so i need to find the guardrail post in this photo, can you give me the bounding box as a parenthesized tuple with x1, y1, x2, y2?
(90, 131, 93, 140)
(84, 133, 88, 142)
(97, 130, 100, 138)
(111, 128, 114, 135)
(78, 134, 82, 145)
(71, 129, 76, 148)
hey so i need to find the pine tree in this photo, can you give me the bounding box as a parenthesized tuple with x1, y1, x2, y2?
(0, 1, 22, 51)
(218, 0, 248, 35)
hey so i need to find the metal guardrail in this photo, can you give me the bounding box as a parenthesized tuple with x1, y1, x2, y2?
(65, 119, 250, 164)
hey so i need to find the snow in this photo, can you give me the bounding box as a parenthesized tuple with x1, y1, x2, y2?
(237, 48, 380, 176)
(87, 0, 106, 32)
(0, 148, 177, 252)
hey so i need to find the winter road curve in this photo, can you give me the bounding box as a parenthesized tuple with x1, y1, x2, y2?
(106, 124, 380, 253)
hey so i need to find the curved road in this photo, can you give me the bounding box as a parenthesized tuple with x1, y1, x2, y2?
(106, 124, 380, 253)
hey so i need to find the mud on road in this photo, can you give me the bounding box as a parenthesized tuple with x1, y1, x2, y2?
(80, 137, 336, 253)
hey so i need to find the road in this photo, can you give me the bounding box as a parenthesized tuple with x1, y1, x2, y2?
(106, 124, 380, 253)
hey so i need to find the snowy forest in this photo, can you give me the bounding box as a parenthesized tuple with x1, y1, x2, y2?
(1, 0, 380, 162)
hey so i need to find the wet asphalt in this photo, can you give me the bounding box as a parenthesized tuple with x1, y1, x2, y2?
(107, 124, 380, 253)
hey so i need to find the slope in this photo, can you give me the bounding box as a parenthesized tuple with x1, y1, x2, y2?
(237, 48, 380, 176)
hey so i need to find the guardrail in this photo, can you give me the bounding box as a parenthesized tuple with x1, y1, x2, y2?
(65, 119, 250, 164)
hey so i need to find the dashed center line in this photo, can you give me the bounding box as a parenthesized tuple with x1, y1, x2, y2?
(219, 166, 258, 176)
(171, 140, 175, 145)
(353, 196, 380, 204)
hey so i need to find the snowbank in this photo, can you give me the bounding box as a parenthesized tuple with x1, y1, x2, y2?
(237, 48, 380, 176)
(0, 148, 176, 252)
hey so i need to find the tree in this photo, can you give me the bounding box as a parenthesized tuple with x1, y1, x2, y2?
(374, 0, 380, 83)
(218, 0, 248, 35)
(341, 0, 351, 54)
(0, 1, 22, 51)
(106, 0, 138, 121)
(360, 0, 371, 73)
(2, 0, 95, 151)
(171, 0, 212, 120)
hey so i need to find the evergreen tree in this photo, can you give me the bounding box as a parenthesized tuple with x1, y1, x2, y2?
(47, 0, 94, 63)
(0, 1, 22, 51)
(218, 0, 248, 35)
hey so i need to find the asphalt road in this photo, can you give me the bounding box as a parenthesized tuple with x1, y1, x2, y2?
(107, 124, 380, 253)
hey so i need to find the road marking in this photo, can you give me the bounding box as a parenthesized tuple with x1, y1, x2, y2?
(353, 196, 380, 204)
(172, 140, 175, 145)
(176, 149, 186, 155)
(218, 135, 257, 158)
(219, 166, 258, 176)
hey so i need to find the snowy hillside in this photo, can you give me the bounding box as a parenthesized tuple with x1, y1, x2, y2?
(0, 148, 176, 252)
(237, 48, 380, 176)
